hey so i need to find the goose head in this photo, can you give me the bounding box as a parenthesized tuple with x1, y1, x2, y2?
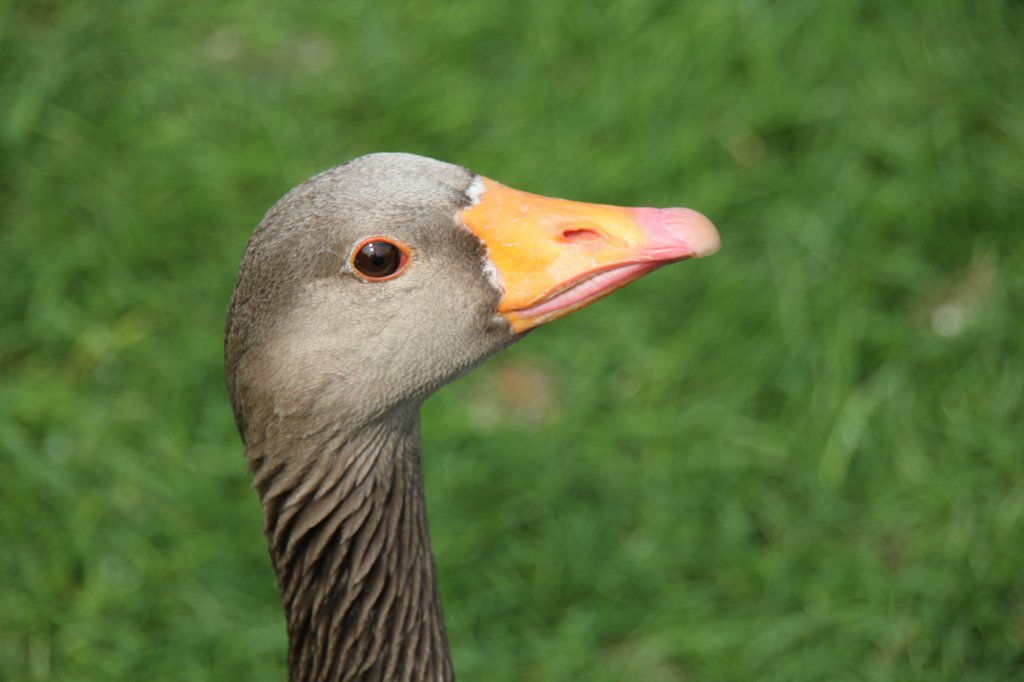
(226, 152, 718, 441)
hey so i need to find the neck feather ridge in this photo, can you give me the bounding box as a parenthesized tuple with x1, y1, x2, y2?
(247, 412, 454, 682)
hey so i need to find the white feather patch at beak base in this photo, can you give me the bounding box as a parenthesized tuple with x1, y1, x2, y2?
(464, 176, 487, 207)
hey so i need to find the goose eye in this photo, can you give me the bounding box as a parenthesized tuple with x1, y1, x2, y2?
(351, 239, 408, 281)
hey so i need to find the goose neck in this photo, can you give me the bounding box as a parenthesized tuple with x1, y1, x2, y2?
(249, 411, 454, 682)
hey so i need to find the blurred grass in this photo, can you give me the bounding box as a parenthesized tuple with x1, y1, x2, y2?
(2, 0, 1023, 679)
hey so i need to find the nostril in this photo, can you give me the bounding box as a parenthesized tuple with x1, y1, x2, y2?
(561, 228, 601, 243)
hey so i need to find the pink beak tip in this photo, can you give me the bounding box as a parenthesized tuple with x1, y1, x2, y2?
(633, 207, 721, 259)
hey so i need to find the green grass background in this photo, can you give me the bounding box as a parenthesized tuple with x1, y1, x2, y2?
(2, 0, 1023, 679)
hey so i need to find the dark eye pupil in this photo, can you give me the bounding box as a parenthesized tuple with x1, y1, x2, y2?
(354, 241, 401, 278)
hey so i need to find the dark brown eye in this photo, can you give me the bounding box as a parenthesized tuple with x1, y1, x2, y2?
(351, 239, 408, 281)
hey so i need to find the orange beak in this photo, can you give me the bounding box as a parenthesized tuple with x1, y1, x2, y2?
(460, 177, 720, 333)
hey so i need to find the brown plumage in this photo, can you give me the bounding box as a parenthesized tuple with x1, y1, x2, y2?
(225, 153, 718, 681)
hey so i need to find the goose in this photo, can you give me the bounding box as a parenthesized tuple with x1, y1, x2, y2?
(224, 152, 719, 682)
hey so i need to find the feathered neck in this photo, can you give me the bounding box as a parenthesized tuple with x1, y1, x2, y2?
(246, 409, 454, 682)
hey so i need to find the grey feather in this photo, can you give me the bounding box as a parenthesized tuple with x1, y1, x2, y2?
(225, 153, 517, 681)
